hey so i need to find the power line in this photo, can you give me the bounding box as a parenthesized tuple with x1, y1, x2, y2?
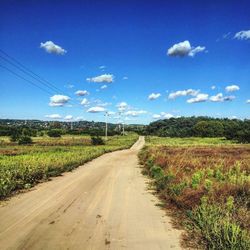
(0, 64, 54, 95)
(0, 49, 84, 110)
(0, 50, 64, 93)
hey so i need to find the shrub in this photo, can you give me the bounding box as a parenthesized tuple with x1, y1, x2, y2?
(47, 129, 63, 137)
(91, 136, 105, 145)
(18, 136, 32, 145)
(190, 197, 250, 249)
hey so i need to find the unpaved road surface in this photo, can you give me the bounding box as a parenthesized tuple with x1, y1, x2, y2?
(0, 136, 183, 250)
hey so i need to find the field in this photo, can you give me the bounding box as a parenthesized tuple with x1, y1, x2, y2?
(139, 136, 250, 249)
(0, 134, 138, 199)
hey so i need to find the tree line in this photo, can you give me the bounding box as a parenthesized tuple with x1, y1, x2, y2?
(145, 117, 250, 143)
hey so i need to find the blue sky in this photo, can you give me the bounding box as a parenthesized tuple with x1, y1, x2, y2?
(0, 0, 249, 124)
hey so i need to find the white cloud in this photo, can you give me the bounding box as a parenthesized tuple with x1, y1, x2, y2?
(107, 111, 116, 115)
(234, 30, 250, 40)
(223, 96, 235, 101)
(81, 98, 89, 106)
(40, 41, 66, 55)
(75, 90, 89, 96)
(211, 85, 216, 90)
(99, 65, 106, 70)
(100, 84, 107, 89)
(87, 106, 106, 113)
(210, 93, 224, 102)
(45, 114, 62, 119)
(225, 85, 240, 92)
(167, 40, 205, 57)
(117, 102, 128, 111)
(246, 100, 250, 104)
(153, 112, 174, 120)
(161, 112, 174, 119)
(87, 74, 114, 83)
(188, 46, 206, 57)
(187, 93, 209, 103)
(123, 76, 128, 80)
(49, 94, 70, 106)
(152, 114, 162, 119)
(168, 89, 199, 99)
(64, 115, 73, 120)
(75, 116, 84, 121)
(125, 110, 147, 117)
(210, 93, 235, 102)
(148, 93, 161, 100)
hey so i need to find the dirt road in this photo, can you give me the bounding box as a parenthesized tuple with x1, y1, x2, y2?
(0, 136, 183, 250)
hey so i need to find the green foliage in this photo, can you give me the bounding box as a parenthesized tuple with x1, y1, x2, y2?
(149, 165, 164, 179)
(10, 128, 21, 142)
(191, 170, 204, 189)
(193, 120, 224, 137)
(18, 135, 32, 145)
(0, 134, 138, 198)
(47, 129, 63, 137)
(91, 136, 105, 145)
(146, 116, 250, 142)
(191, 197, 250, 249)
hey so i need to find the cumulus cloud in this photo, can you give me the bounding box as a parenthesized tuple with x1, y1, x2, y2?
(246, 100, 250, 104)
(49, 94, 70, 106)
(148, 93, 161, 100)
(167, 40, 205, 57)
(168, 89, 199, 99)
(234, 30, 250, 40)
(153, 112, 174, 120)
(87, 106, 106, 113)
(64, 115, 73, 120)
(45, 114, 62, 119)
(75, 116, 84, 121)
(125, 110, 147, 117)
(101, 85, 107, 89)
(123, 76, 128, 80)
(75, 90, 89, 96)
(152, 114, 162, 119)
(211, 85, 216, 90)
(40, 41, 66, 55)
(117, 102, 128, 111)
(187, 93, 209, 103)
(210, 93, 235, 102)
(81, 98, 89, 106)
(225, 85, 240, 92)
(161, 112, 174, 119)
(87, 74, 114, 83)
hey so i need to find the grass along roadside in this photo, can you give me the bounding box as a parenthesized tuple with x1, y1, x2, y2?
(139, 137, 250, 249)
(0, 134, 138, 199)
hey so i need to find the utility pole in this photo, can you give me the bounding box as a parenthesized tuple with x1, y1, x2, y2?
(105, 111, 108, 141)
(122, 121, 125, 135)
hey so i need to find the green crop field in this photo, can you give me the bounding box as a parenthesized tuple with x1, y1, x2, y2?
(0, 134, 138, 199)
(139, 136, 250, 249)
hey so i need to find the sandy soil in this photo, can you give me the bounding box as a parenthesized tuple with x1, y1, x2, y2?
(0, 136, 183, 250)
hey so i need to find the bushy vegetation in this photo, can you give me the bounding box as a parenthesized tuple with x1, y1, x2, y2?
(139, 137, 250, 249)
(47, 129, 63, 137)
(91, 136, 105, 145)
(146, 117, 250, 143)
(0, 134, 138, 199)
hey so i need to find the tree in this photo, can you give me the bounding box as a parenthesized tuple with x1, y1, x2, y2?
(193, 121, 224, 137)
(47, 129, 63, 137)
(18, 135, 32, 145)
